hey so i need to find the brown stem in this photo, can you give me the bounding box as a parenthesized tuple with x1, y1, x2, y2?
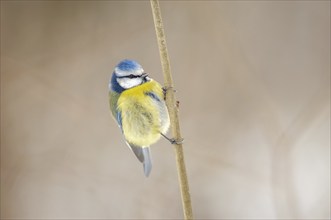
(150, 1, 193, 219)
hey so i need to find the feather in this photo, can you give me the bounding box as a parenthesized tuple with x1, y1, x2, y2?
(142, 147, 152, 177)
(126, 142, 144, 163)
(116, 110, 123, 131)
(126, 142, 152, 177)
(145, 91, 161, 102)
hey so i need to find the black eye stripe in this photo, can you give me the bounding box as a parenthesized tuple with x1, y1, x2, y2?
(117, 73, 148, 79)
(117, 74, 137, 79)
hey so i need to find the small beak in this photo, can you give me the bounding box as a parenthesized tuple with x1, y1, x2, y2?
(141, 73, 149, 78)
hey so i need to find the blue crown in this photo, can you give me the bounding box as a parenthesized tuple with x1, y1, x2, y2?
(116, 59, 141, 71)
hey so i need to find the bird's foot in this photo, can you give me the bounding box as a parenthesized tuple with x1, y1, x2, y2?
(161, 133, 184, 145)
(162, 86, 176, 100)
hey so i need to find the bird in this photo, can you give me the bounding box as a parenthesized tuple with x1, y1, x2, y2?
(108, 59, 170, 177)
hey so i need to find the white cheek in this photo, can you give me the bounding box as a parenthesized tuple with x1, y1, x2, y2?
(117, 78, 142, 89)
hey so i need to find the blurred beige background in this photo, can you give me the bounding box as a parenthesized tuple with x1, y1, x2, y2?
(1, 1, 330, 219)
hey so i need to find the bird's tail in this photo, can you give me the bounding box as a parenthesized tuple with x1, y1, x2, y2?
(126, 142, 152, 177)
(142, 147, 152, 177)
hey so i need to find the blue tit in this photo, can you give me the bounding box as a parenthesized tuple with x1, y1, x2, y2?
(109, 59, 170, 177)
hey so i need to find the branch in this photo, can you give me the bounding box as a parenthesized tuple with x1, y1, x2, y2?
(150, 1, 193, 219)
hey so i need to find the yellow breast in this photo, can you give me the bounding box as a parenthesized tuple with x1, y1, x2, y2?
(117, 80, 165, 147)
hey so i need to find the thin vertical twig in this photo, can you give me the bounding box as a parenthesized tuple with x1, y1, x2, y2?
(150, 1, 193, 219)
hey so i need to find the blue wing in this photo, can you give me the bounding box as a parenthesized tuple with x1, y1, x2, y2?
(116, 110, 123, 132)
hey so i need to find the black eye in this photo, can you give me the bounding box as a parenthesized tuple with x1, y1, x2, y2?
(128, 74, 136, 79)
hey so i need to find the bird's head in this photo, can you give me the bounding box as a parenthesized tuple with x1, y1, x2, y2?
(112, 59, 150, 90)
